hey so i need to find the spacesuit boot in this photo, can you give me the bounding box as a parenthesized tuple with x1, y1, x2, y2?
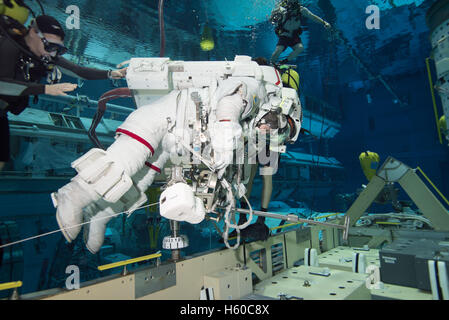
(83, 201, 122, 254)
(52, 176, 101, 243)
(52, 136, 154, 243)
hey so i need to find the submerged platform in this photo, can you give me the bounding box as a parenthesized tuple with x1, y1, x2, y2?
(5, 222, 442, 301)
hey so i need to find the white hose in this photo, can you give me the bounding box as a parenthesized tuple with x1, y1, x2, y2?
(220, 178, 255, 250)
(240, 194, 254, 228)
(222, 179, 241, 250)
(0, 202, 159, 250)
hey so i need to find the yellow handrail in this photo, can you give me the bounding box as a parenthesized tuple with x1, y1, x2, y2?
(270, 222, 302, 231)
(375, 221, 400, 225)
(416, 167, 449, 208)
(426, 57, 443, 144)
(0, 281, 22, 291)
(314, 212, 344, 220)
(98, 252, 162, 271)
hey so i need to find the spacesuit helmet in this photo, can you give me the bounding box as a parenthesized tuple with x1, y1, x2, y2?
(255, 108, 291, 149)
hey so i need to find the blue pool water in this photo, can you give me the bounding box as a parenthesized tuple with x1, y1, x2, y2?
(0, 0, 448, 297)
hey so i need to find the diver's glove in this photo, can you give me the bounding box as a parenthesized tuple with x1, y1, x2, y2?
(109, 68, 127, 79)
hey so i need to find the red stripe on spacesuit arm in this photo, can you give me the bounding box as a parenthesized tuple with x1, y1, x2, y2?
(275, 70, 281, 86)
(145, 162, 162, 174)
(116, 128, 155, 155)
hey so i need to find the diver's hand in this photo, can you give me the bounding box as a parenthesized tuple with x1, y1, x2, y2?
(110, 68, 127, 79)
(45, 83, 78, 96)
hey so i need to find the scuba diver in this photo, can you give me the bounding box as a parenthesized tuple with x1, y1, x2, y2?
(269, 0, 331, 65)
(0, 1, 126, 171)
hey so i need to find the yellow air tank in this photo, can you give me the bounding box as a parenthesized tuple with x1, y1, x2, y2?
(439, 115, 447, 133)
(280, 66, 300, 91)
(200, 24, 214, 52)
(0, 0, 30, 25)
(359, 151, 380, 181)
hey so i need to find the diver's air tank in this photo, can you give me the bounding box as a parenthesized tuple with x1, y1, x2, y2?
(280, 65, 300, 91)
(427, 0, 449, 143)
(0, 0, 30, 25)
(200, 24, 214, 52)
(359, 151, 380, 182)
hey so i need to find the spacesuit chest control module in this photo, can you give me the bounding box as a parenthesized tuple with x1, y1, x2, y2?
(51, 56, 302, 253)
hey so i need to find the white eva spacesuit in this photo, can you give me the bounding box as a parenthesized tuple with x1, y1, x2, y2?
(51, 56, 302, 253)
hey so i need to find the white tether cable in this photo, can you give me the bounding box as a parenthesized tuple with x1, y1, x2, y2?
(0, 202, 160, 250)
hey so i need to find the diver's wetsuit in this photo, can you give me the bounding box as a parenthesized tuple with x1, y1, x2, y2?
(0, 33, 109, 162)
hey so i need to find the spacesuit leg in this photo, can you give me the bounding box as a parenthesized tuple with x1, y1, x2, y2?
(53, 174, 102, 243)
(286, 42, 304, 62)
(52, 92, 177, 243)
(83, 150, 170, 254)
(52, 135, 152, 243)
(271, 45, 286, 64)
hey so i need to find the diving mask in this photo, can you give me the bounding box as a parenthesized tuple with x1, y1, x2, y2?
(32, 19, 68, 56)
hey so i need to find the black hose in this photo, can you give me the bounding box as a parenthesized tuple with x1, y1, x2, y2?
(158, 0, 165, 57)
(34, 0, 45, 15)
(25, 0, 46, 17)
(88, 88, 133, 149)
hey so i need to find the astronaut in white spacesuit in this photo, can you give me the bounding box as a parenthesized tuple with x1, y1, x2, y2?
(270, 0, 331, 65)
(51, 56, 302, 254)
